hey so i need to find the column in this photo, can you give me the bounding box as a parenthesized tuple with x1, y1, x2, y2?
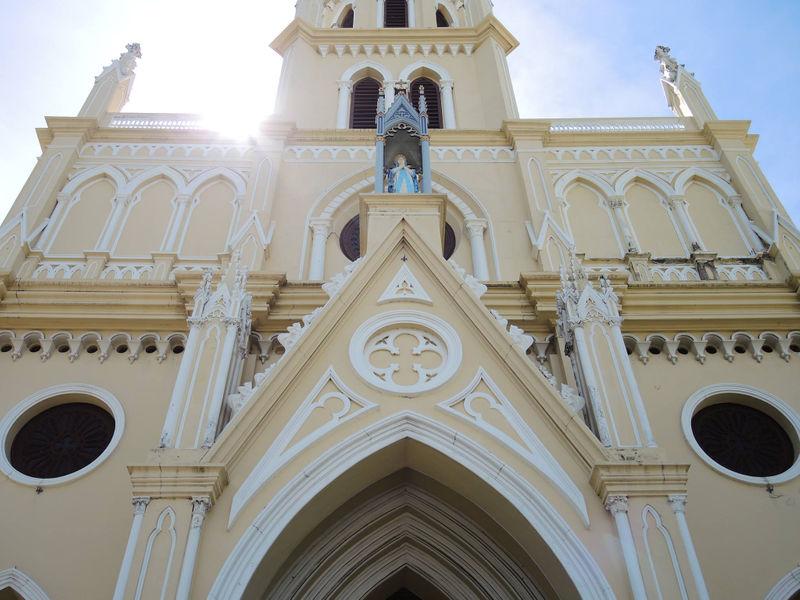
(668, 495, 710, 600)
(175, 496, 211, 600)
(610, 321, 656, 447)
(37, 192, 70, 250)
(669, 195, 703, 251)
(202, 321, 240, 447)
(375, 137, 385, 192)
(112, 496, 150, 600)
(464, 219, 490, 281)
(440, 80, 456, 129)
(572, 327, 612, 446)
(97, 194, 131, 250)
(336, 81, 352, 129)
(420, 137, 432, 194)
(607, 196, 639, 253)
(163, 195, 192, 251)
(605, 496, 647, 600)
(376, 0, 384, 27)
(159, 324, 202, 447)
(727, 195, 761, 253)
(308, 218, 332, 280)
(407, 0, 416, 26)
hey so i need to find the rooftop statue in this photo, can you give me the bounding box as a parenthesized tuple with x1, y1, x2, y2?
(96, 42, 142, 82)
(654, 45, 680, 83)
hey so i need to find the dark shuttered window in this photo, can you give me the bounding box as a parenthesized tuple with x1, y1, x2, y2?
(340, 8, 354, 28)
(384, 0, 408, 27)
(411, 77, 443, 129)
(350, 78, 381, 129)
(436, 9, 450, 27)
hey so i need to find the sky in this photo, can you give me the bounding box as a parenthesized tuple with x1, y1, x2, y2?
(1, 0, 798, 223)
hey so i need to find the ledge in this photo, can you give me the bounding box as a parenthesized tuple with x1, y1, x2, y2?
(128, 461, 228, 503)
(590, 462, 690, 502)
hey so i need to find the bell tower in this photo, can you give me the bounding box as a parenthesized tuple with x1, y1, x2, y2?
(273, 0, 520, 130)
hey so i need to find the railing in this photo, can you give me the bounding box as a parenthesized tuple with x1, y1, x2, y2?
(549, 117, 694, 134)
(106, 113, 207, 131)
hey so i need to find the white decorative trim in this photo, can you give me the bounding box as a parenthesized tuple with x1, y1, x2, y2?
(641, 505, 689, 600)
(448, 259, 487, 297)
(349, 310, 462, 395)
(378, 263, 432, 305)
(134, 506, 177, 600)
(0, 383, 126, 487)
(438, 368, 589, 524)
(211, 411, 615, 600)
(681, 384, 800, 484)
(0, 567, 51, 600)
(490, 309, 534, 353)
(322, 256, 364, 299)
(230, 367, 378, 524)
(546, 145, 719, 162)
(765, 566, 800, 600)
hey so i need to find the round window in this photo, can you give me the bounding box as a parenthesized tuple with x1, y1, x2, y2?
(340, 215, 456, 262)
(10, 403, 115, 479)
(683, 386, 800, 483)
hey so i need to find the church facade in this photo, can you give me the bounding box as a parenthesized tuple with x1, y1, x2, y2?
(1, 1, 800, 598)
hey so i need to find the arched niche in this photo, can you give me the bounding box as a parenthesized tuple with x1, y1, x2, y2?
(113, 178, 177, 257)
(48, 178, 116, 255)
(563, 182, 622, 259)
(624, 183, 687, 258)
(178, 179, 238, 258)
(212, 431, 612, 600)
(683, 181, 750, 257)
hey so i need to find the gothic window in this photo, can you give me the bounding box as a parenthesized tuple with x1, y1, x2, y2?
(411, 78, 442, 129)
(339, 7, 354, 28)
(691, 402, 795, 478)
(350, 77, 381, 129)
(436, 8, 450, 27)
(9, 403, 116, 479)
(384, 0, 408, 27)
(340, 215, 456, 261)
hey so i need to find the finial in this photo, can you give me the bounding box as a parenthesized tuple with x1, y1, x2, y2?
(126, 42, 142, 59)
(653, 44, 690, 83)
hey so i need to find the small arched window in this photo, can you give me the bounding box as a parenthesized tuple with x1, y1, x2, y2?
(384, 0, 408, 27)
(350, 77, 381, 129)
(411, 77, 442, 129)
(436, 8, 450, 27)
(339, 7, 354, 28)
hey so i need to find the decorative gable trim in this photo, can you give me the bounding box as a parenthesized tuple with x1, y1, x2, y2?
(378, 262, 432, 305)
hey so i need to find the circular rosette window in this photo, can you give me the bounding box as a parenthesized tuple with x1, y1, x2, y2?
(349, 311, 462, 395)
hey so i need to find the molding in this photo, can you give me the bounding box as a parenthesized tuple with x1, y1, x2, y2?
(230, 367, 377, 524)
(210, 411, 614, 600)
(641, 505, 690, 600)
(0, 383, 126, 488)
(378, 262, 433, 305)
(0, 567, 51, 600)
(590, 463, 690, 503)
(681, 384, 800, 485)
(438, 367, 589, 524)
(127, 463, 228, 502)
(765, 566, 800, 600)
(135, 506, 177, 600)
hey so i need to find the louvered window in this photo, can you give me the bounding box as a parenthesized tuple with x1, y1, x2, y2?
(350, 78, 381, 129)
(384, 0, 408, 27)
(411, 77, 443, 129)
(436, 9, 450, 27)
(340, 7, 354, 28)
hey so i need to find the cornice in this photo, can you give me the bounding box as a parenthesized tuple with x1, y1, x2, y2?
(703, 120, 760, 152)
(37, 117, 99, 150)
(269, 16, 519, 56)
(590, 462, 690, 503)
(128, 460, 228, 503)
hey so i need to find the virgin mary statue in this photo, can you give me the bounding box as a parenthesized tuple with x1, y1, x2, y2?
(386, 154, 419, 194)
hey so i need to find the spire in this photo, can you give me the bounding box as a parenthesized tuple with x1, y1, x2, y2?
(653, 44, 717, 127)
(78, 42, 142, 119)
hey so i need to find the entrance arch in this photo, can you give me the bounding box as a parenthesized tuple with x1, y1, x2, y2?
(210, 411, 615, 600)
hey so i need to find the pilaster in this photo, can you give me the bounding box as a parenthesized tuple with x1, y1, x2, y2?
(359, 193, 447, 257)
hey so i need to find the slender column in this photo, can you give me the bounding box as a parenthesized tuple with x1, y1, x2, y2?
(375, 138, 385, 193)
(573, 327, 612, 446)
(407, 0, 416, 26)
(605, 496, 647, 600)
(611, 322, 656, 447)
(160, 325, 202, 447)
(175, 496, 211, 600)
(727, 195, 761, 253)
(163, 195, 192, 251)
(608, 196, 639, 253)
(420, 138, 432, 194)
(376, 0, 384, 27)
(308, 218, 332, 280)
(384, 82, 396, 107)
(97, 194, 131, 251)
(112, 496, 150, 600)
(440, 80, 456, 129)
(464, 219, 490, 280)
(202, 322, 240, 447)
(668, 495, 710, 600)
(336, 80, 352, 129)
(38, 193, 70, 250)
(669, 195, 703, 251)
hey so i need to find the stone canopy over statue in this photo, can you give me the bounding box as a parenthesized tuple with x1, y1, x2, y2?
(374, 84, 432, 194)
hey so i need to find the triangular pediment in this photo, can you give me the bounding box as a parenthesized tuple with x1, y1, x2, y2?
(378, 262, 432, 305)
(206, 218, 608, 527)
(384, 94, 423, 136)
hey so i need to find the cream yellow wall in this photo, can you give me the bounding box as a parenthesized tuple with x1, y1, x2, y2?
(114, 179, 176, 257)
(179, 180, 236, 258)
(565, 183, 622, 259)
(49, 178, 115, 255)
(684, 181, 750, 257)
(624, 183, 686, 258)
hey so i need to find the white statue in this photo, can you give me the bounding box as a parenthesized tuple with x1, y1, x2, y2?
(654, 45, 679, 83)
(386, 154, 419, 194)
(97, 42, 142, 81)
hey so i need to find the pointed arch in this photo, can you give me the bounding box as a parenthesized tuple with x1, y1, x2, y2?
(215, 411, 614, 600)
(341, 60, 394, 85)
(123, 165, 187, 197)
(436, 2, 460, 26)
(613, 169, 676, 197)
(0, 567, 51, 600)
(330, 2, 354, 27)
(399, 60, 453, 83)
(61, 165, 127, 197)
(185, 167, 247, 198)
(765, 566, 800, 600)
(554, 170, 615, 199)
(673, 167, 737, 197)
